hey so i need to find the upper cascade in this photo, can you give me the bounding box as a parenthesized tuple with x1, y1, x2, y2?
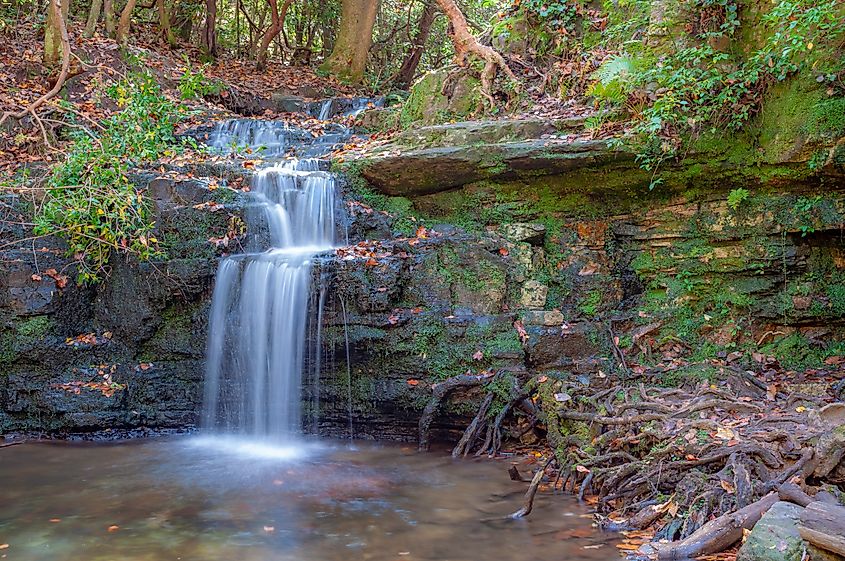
(201, 111, 347, 442)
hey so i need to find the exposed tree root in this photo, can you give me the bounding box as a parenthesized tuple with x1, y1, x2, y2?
(418, 373, 491, 451)
(435, 0, 519, 103)
(425, 360, 845, 556)
(510, 457, 554, 519)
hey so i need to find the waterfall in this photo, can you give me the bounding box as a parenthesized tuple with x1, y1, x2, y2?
(202, 153, 339, 441)
(207, 119, 307, 157)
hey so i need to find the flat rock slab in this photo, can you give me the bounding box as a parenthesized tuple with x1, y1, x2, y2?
(359, 138, 633, 196)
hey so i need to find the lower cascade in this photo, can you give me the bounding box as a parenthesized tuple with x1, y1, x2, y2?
(202, 150, 339, 441)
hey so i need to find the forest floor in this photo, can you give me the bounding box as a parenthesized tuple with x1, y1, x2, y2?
(0, 22, 362, 176)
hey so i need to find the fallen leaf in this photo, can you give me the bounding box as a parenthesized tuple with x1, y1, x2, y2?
(107, 525, 120, 532)
(472, 350, 484, 360)
(406, 379, 419, 386)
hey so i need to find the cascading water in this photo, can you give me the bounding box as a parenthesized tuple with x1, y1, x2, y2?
(202, 137, 340, 442)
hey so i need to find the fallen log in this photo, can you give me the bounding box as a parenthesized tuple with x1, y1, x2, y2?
(656, 492, 779, 560)
(798, 501, 845, 558)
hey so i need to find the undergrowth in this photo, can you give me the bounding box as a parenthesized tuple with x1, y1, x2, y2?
(34, 73, 187, 283)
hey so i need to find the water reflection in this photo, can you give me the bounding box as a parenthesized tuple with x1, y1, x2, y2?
(0, 438, 617, 561)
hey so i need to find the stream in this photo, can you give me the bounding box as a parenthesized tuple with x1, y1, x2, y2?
(0, 438, 617, 561)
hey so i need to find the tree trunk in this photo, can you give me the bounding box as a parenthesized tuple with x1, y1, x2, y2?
(394, 0, 436, 89)
(203, 0, 217, 56)
(116, 0, 137, 45)
(103, 0, 115, 36)
(434, 0, 518, 100)
(319, 0, 379, 84)
(44, 0, 69, 65)
(256, 0, 292, 69)
(84, 0, 103, 37)
(157, 0, 176, 46)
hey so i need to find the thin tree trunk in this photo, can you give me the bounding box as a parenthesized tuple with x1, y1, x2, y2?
(44, 0, 69, 64)
(173, 0, 193, 41)
(84, 0, 103, 37)
(320, 0, 379, 84)
(157, 0, 176, 46)
(203, 0, 217, 56)
(395, 0, 436, 89)
(256, 0, 292, 69)
(116, 0, 137, 45)
(103, 0, 115, 36)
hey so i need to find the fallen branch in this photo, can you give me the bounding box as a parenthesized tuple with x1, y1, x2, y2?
(656, 492, 778, 560)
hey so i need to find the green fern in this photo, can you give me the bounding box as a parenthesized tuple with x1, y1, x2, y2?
(586, 55, 638, 105)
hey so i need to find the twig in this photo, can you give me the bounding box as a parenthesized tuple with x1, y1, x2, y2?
(509, 457, 554, 519)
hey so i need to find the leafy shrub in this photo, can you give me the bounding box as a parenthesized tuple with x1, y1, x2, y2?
(35, 73, 186, 283)
(177, 60, 222, 100)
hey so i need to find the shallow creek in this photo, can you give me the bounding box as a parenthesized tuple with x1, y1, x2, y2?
(0, 438, 618, 561)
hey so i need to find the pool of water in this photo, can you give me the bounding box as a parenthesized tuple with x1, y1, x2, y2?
(0, 437, 617, 561)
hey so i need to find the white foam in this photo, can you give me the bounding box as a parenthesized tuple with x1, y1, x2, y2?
(188, 435, 323, 461)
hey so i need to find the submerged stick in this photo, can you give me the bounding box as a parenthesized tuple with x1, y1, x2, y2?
(509, 458, 553, 519)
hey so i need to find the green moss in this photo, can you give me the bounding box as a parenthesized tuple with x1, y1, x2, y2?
(760, 333, 845, 371)
(0, 315, 57, 364)
(756, 76, 826, 163)
(399, 71, 482, 128)
(579, 289, 603, 317)
(18, 316, 54, 338)
(807, 96, 845, 140)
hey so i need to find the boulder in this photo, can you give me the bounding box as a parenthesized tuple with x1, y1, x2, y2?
(525, 321, 598, 368)
(359, 138, 632, 196)
(737, 501, 840, 561)
(522, 309, 565, 327)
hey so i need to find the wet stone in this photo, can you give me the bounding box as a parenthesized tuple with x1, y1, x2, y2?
(500, 223, 546, 246)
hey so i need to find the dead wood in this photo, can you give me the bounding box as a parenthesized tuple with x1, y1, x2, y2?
(798, 501, 845, 557)
(508, 465, 529, 482)
(509, 458, 553, 519)
(656, 492, 778, 560)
